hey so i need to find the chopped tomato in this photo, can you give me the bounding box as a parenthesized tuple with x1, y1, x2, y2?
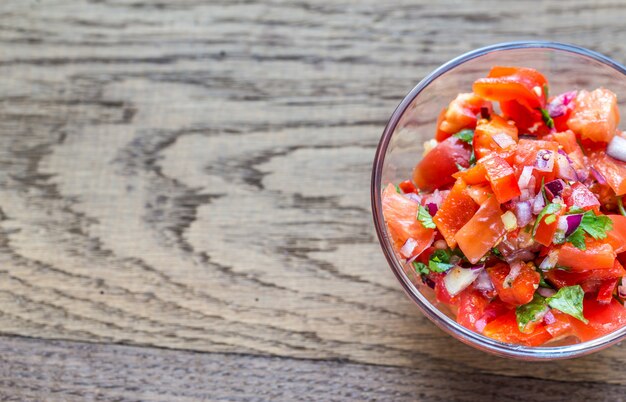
(455, 196, 506, 263)
(597, 278, 618, 304)
(437, 93, 492, 138)
(590, 151, 626, 196)
(473, 66, 548, 110)
(381, 184, 435, 255)
(565, 182, 601, 212)
(483, 310, 552, 346)
(434, 107, 449, 142)
(456, 288, 490, 331)
(545, 310, 574, 339)
(500, 100, 544, 133)
(514, 139, 560, 187)
(433, 179, 478, 249)
(398, 180, 417, 194)
(567, 88, 619, 143)
(570, 298, 626, 342)
(479, 155, 521, 203)
(434, 273, 459, 305)
(557, 240, 616, 271)
(413, 137, 471, 192)
(473, 115, 518, 163)
(553, 130, 579, 153)
(488, 263, 540, 306)
(453, 162, 487, 185)
(545, 259, 626, 289)
(534, 205, 564, 247)
(465, 183, 493, 205)
(607, 214, 626, 253)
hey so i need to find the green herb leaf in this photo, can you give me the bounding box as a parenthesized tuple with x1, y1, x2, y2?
(567, 206, 585, 215)
(429, 260, 454, 273)
(547, 285, 588, 323)
(428, 249, 454, 273)
(516, 294, 548, 333)
(417, 205, 436, 229)
(540, 177, 548, 204)
(539, 272, 552, 288)
(532, 203, 562, 236)
(579, 211, 612, 240)
(543, 83, 549, 102)
(396, 185, 402, 194)
(540, 108, 554, 129)
(412, 261, 429, 276)
(566, 227, 586, 250)
(454, 129, 474, 144)
(455, 162, 466, 172)
(430, 249, 451, 263)
(491, 247, 503, 259)
(618, 196, 626, 217)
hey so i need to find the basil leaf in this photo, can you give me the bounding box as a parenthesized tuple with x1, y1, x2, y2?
(547, 285, 588, 324)
(417, 205, 436, 229)
(516, 294, 548, 333)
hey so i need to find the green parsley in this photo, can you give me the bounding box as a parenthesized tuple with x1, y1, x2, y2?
(412, 261, 429, 276)
(532, 203, 561, 237)
(618, 196, 626, 217)
(491, 247, 503, 259)
(453, 129, 474, 144)
(428, 249, 454, 273)
(579, 211, 612, 240)
(540, 108, 554, 129)
(417, 205, 436, 229)
(566, 206, 585, 215)
(516, 294, 548, 333)
(547, 285, 588, 324)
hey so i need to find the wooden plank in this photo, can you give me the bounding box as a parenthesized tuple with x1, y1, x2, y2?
(0, 335, 623, 402)
(1, 0, 626, 387)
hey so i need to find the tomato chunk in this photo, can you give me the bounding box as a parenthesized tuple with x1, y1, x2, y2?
(534, 205, 563, 247)
(433, 179, 478, 249)
(607, 214, 626, 253)
(479, 155, 521, 203)
(437, 93, 492, 139)
(590, 151, 626, 196)
(514, 139, 560, 187)
(381, 184, 435, 255)
(597, 278, 618, 304)
(473, 115, 518, 163)
(456, 196, 506, 263)
(570, 298, 626, 342)
(483, 310, 552, 346)
(565, 182, 601, 212)
(500, 100, 544, 133)
(398, 180, 417, 194)
(473, 66, 547, 110)
(456, 288, 490, 331)
(567, 88, 619, 143)
(553, 130, 579, 153)
(557, 240, 616, 271)
(545, 310, 575, 340)
(545, 259, 626, 289)
(413, 137, 471, 192)
(488, 263, 540, 306)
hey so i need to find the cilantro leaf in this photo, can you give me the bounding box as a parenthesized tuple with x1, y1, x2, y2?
(579, 211, 612, 240)
(567, 206, 585, 215)
(412, 261, 429, 276)
(516, 294, 548, 333)
(532, 203, 562, 236)
(547, 285, 588, 323)
(540, 108, 554, 129)
(395, 185, 402, 194)
(428, 249, 454, 273)
(417, 205, 436, 229)
(454, 129, 474, 144)
(566, 227, 586, 250)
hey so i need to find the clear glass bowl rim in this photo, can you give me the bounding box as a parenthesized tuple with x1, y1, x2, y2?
(371, 41, 626, 360)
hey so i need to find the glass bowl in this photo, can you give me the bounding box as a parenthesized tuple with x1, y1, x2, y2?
(371, 41, 626, 360)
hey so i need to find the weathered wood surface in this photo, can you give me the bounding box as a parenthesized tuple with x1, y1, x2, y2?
(2, 335, 625, 402)
(2, 0, 626, 399)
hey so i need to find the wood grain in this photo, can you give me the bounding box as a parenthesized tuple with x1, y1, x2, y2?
(1, 335, 624, 402)
(3, 0, 626, 395)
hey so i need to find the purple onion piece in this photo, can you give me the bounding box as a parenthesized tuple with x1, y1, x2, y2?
(564, 214, 583, 237)
(545, 179, 566, 198)
(556, 154, 578, 182)
(548, 91, 577, 117)
(532, 193, 546, 214)
(590, 167, 607, 185)
(557, 148, 574, 163)
(535, 150, 555, 172)
(514, 201, 533, 227)
(426, 202, 438, 216)
(422, 276, 436, 289)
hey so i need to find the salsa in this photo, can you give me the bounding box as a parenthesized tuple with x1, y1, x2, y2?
(383, 66, 626, 346)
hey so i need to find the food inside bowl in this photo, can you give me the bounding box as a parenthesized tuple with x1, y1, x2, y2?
(383, 66, 626, 346)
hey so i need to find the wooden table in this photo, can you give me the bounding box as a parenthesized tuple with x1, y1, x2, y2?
(2, 0, 626, 400)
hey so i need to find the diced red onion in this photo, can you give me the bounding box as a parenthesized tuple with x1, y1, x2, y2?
(400, 238, 417, 258)
(532, 193, 545, 214)
(422, 276, 436, 289)
(404, 193, 422, 203)
(503, 262, 522, 288)
(423, 190, 443, 210)
(474, 269, 494, 292)
(547, 91, 577, 118)
(538, 288, 556, 298)
(539, 249, 559, 271)
(564, 214, 583, 237)
(543, 310, 556, 325)
(545, 179, 566, 198)
(492, 133, 516, 149)
(475, 318, 487, 333)
(535, 150, 555, 172)
(518, 166, 534, 190)
(607, 135, 626, 162)
(556, 154, 578, 182)
(444, 266, 482, 296)
(426, 202, 438, 216)
(590, 167, 607, 185)
(514, 201, 533, 227)
(558, 149, 573, 163)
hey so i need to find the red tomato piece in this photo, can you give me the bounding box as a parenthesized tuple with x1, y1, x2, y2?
(434, 273, 459, 305)
(514, 139, 560, 187)
(398, 180, 417, 194)
(480, 155, 521, 203)
(607, 214, 626, 253)
(381, 184, 435, 255)
(465, 183, 493, 205)
(455, 196, 506, 263)
(437, 93, 492, 138)
(473, 115, 518, 163)
(473, 66, 548, 110)
(483, 310, 552, 346)
(434, 107, 449, 142)
(545, 259, 626, 289)
(534, 206, 564, 247)
(552, 130, 579, 153)
(433, 179, 478, 249)
(597, 278, 618, 304)
(567, 88, 620, 143)
(500, 100, 544, 133)
(453, 163, 487, 185)
(456, 288, 490, 331)
(545, 310, 574, 340)
(557, 240, 616, 271)
(590, 151, 626, 196)
(565, 182, 601, 212)
(487, 263, 540, 306)
(413, 137, 471, 192)
(570, 298, 626, 342)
